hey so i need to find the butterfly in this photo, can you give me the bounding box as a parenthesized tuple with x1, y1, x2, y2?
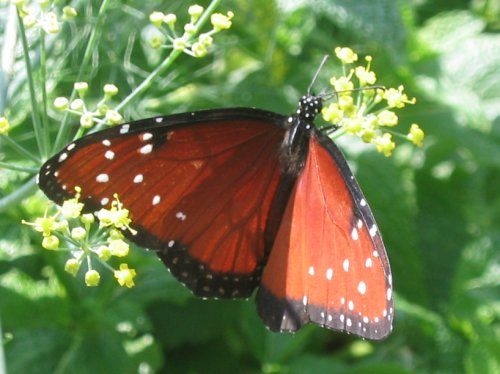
(38, 92, 394, 340)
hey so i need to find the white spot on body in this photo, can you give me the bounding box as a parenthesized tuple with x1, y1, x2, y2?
(133, 174, 144, 183)
(351, 227, 359, 240)
(365, 258, 373, 268)
(96, 173, 109, 183)
(343, 258, 350, 272)
(142, 132, 153, 141)
(58, 153, 68, 162)
(308, 266, 315, 276)
(120, 124, 130, 134)
(326, 268, 334, 280)
(105, 150, 115, 160)
(152, 195, 161, 205)
(358, 281, 367, 295)
(139, 144, 153, 154)
(176, 212, 187, 221)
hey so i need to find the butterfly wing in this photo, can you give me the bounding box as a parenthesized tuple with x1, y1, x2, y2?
(257, 130, 394, 340)
(38, 109, 294, 298)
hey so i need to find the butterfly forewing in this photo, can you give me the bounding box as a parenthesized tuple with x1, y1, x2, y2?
(38, 109, 291, 298)
(257, 130, 394, 340)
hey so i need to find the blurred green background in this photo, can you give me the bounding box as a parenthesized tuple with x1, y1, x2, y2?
(1, 0, 499, 373)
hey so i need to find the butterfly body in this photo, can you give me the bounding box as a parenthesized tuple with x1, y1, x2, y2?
(38, 94, 394, 340)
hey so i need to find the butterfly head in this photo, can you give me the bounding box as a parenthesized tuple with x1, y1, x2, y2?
(295, 95, 323, 123)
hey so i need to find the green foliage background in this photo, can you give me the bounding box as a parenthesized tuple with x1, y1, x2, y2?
(1, 0, 499, 373)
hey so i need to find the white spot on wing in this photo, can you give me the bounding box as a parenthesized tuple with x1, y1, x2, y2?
(340, 314, 345, 323)
(363, 316, 369, 323)
(58, 153, 68, 162)
(133, 174, 144, 183)
(326, 268, 333, 280)
(168, 240, 175, 248)
(102, 139, 111, 146)
(100, 197, 109, 206)
(348, 300, 354, 310)
(302, 295, 308, 306)
(358, 281, 367, 295)
(387, 287, 392, 301)
(119, 124, 130, 134)
(343, 258, 350, 272)
(139, 144, 153, 154)
(360, 198, 367, 207)
(357, 219, 363, 228)
(142, 132, 153, 141)
(365, 258, 373, 268)
(152, 195, 161, 205)
(105, 150, 115, 160)
(176, 212, 187, 221)
(155, 117, 164, 123)
(346, 318, 352, 327)
(96, 173, 109, 183)
(67, 143, 75, 151)
(369, 224, 378, 237)
(351, 227, 359, 240)
(308, 266, 315, 276)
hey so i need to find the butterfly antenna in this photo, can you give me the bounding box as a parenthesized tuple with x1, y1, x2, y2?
(321, 85, 386, 101)
(307, 55, 329, 95)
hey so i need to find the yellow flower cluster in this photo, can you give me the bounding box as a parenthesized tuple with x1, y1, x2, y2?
(322, 47, 425, 156)
(148, 4, 233, 58)
(12, 0, 77, 34)
(23, 187, 137, 288)
(54, 82, 123, 129)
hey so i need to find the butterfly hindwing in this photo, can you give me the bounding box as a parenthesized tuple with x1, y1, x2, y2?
(38, 109, 291, 298)
(257, 130, 394, 340)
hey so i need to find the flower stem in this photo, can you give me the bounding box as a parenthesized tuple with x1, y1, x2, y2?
(0, 161, 39, 173)
(0, 176, 38, 212)
(53, 0, 113, 153)
(1, 135, 40, 163)
(40, 35, 51, 159)
(16, 11, 46, 159)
